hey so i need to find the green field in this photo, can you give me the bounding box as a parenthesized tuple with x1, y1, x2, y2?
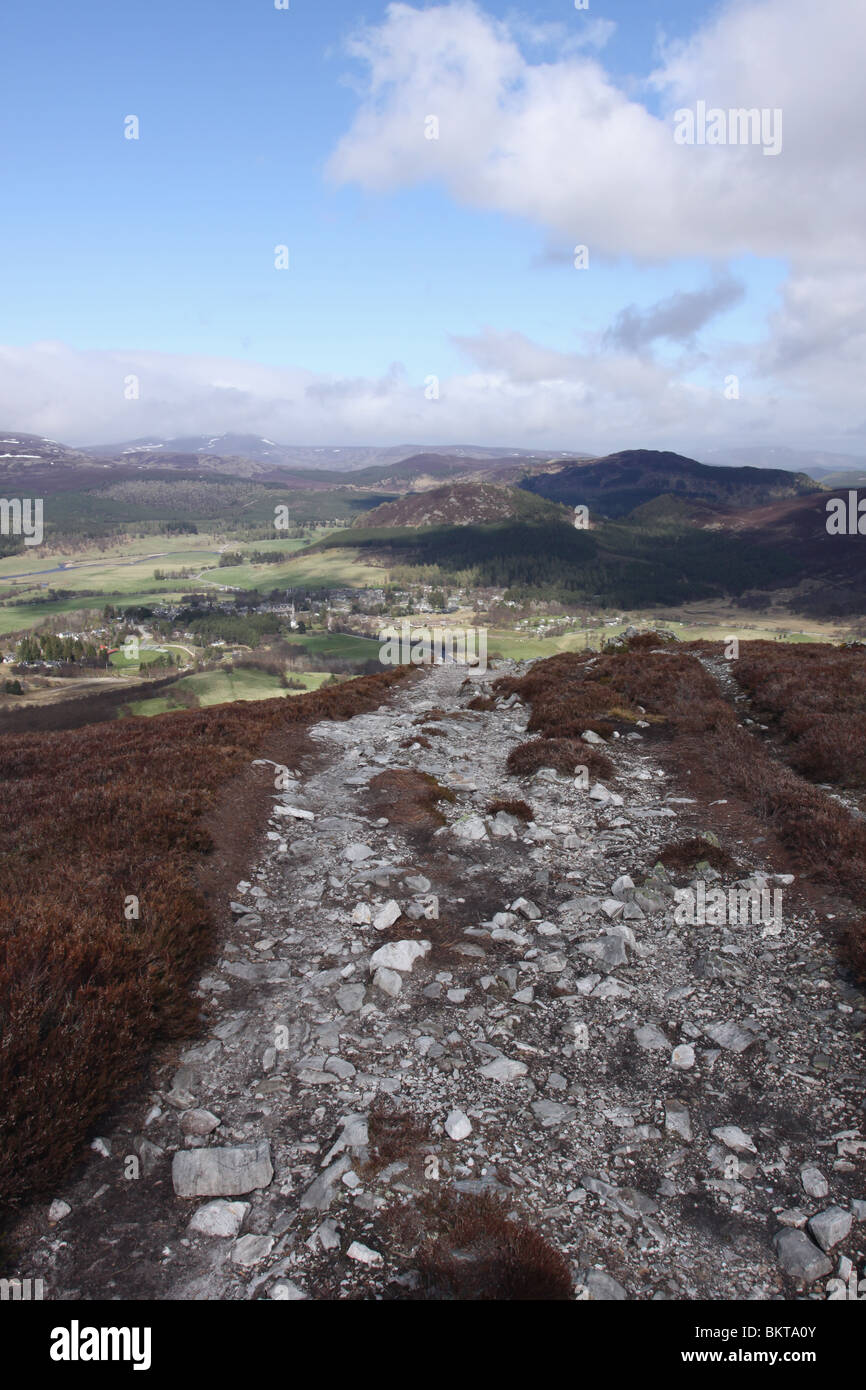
(209, 546, 384, 591)
(122, 667, 334, 718)
(0, 525, 388, 639)
(284, 631, 381, 660)
(483, 612, 840, 660)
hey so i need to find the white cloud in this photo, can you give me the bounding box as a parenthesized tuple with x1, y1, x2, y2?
(2, 333, 855, 458)
(3, 2, 864, 457)
(328, 0, 866, 263)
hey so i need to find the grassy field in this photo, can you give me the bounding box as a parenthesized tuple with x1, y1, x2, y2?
(209, 546, 384, 590)
(0, 526, 385, 637)
(284, 631, 382, 661)
(0, 591, 197, 638)
(122, 667, 334, 717)
(484, 607, 847, 660)
(108, 642, 192, 671)
(0, 536, 223, 590)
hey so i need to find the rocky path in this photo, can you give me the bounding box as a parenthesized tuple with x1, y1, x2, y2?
(13, 661, 866, 1300)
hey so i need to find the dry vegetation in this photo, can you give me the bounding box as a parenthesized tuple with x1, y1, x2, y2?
(656, 837, 739, 876)
(499, 635, 866, 984)
(0, 666, 411, 1212)
(733, 642, 866, 786)
(364, 1096, 432, 1177)
(486, 798, 533, 822)
(414, 1191, 574, 1301)
(505, 737, 615, 782)
(365, 768, 456, 834)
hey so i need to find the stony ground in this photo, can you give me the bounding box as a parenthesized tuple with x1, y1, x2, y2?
(11, 660, 866, 1301)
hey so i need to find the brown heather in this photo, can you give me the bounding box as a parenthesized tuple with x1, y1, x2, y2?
(506, 738, 615, 782)
(501, 639, 866, 986)
(732, 641, 866, 787)
(415, 1191, 574, 1301)
(486, 799, 534, 822)
(0, 666, 411, 1211)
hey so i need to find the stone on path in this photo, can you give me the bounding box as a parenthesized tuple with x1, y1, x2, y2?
(171, 1143, 273, 1199)
(772, 1228, 832, 1282)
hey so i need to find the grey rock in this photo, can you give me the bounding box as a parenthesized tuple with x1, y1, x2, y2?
(347, 1241, 383, 1267)
(671, 1044, 695, 1070)
(180, 1109, 221, 1137)
(711, 1125, 756, 1154)
(188, 1200, 249, 1238)
(222, 961, 291, 984)
(480, 1056, 529, 1081)
(578, 935, 627, 973)
(704, 1020, 756, 1053)
(344, 843, 375, 862)
(172, 1143, 273, 1199)
(269, 1280, 308, 1300)
(772, 1228, 832, 1283)
(300, 1156, 353, 1211)
(335, 984, 366, 1014)
(584, 1269, 628, 1300)
(445, 1109, 473, 1141)
(373, 966, 403, 997)
(231, 1234, 274, 1266)
(369, 939, 431, 973)
(800, 1164, 829, 1199)
(808, 1206, 852, 1251)
(531, 1100, 576, 1126)
(665, 1101, 692, 1142)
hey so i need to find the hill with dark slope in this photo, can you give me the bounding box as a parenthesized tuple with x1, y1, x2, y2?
(352, 481, 567, 528)
(521, 449, 818, 517)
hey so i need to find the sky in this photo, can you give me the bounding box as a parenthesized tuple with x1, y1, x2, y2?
(0, 0, 864, 455)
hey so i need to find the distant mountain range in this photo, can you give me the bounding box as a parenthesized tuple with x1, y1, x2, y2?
(79, 434, 570, 474)
(3, 429, 864, 617)
(3, 431, 858, 496)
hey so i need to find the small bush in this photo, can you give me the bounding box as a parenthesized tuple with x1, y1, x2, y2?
(506, 738, 614, 782)
(487, 799, 533, 821)
(365, 768, 456, 832)
(657, 838, 738, 875)
(416, 1192, 573, 1301)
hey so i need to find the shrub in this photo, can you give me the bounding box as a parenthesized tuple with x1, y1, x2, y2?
(416, 1192, 573, 1301)
(487, 799, 533, 821)
(506, 738, 614, 782)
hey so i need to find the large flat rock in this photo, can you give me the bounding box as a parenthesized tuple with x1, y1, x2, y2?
(172, 1143, 273, 1199)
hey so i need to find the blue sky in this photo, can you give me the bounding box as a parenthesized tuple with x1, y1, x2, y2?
(0, 0, 862, 452)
